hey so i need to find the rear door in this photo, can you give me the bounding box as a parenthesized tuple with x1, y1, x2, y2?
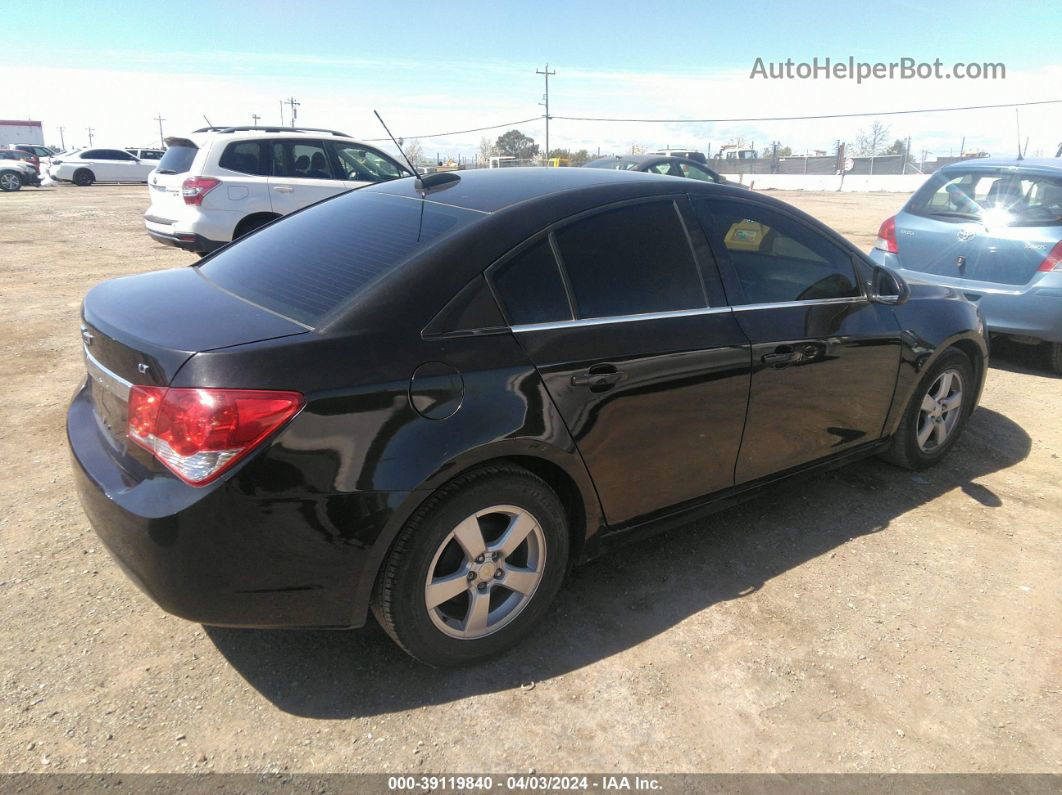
(489, 197, 752, 526)
(267, 139, 349, 214)
(693, 197, 902, 483)
(896, 168, 1062, 287)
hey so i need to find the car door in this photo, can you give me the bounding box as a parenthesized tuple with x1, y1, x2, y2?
(692, 197, 902, 484)
(266, 139, 348, 214)
(327, 140, 409, 189)
(488, 197, 752, 527)
(78, 150, 112, 180)
(100, 149, 140, 181)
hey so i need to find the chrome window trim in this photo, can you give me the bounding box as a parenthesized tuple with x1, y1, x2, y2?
(511, 305, 733, 333)
(510, 296, 868, 333)
(84, 345, 132, 400)
(731, 296, 868, 312)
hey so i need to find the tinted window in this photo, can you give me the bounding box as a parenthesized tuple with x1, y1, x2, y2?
(219, 141, 269, 176)
(680, 162, 719, 182)
(140, 149, 164, 160)
(92, 149, 133, 160)
(694, 200, 860, 304)
(909, 169, 1062, 227)
(553, 201, 705, 319)
(156, 144, 197, 175)
(330, 142, 405, 181)
(198, 192, 478, 326)
(80, 150, 104, 159)
(276, 140, 333, 179)
(491, 239, 572, 325)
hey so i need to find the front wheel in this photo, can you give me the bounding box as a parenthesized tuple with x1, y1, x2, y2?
(372, 464, 569, 667)
(0, 171, 22, 191)
(880, 348, 976, 470)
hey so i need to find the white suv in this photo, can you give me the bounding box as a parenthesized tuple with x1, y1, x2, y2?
(143, 126, 413, 255)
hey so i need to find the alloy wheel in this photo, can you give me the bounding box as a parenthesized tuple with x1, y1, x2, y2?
(424, 505, 546, 640)
(916, 368, 964, 452)
(0, 172, 20, 191)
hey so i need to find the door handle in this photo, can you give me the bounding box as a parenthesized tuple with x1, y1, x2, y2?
(761, 346, 800, 367)
(272, 185, 294, 193)
(571, 364, 624, 389)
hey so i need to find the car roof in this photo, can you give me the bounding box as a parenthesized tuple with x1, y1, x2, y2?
(365, 166, 686, 213)
(168, 129, 378, 150)
(940, 157, 1062, 174)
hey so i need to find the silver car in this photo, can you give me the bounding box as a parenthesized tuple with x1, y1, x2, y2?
(869, 158, 1062, 373)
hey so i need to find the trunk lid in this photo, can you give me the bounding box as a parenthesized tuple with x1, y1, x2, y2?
(81, 267, 306, 457)
(894, 211, 1060, 286)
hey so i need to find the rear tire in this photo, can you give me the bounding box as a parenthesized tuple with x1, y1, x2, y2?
(1047, 342, 1062, 376)
(880, 348, 976, 470)
(372, 464, 569, 667)
(0, 170, 22, 191)
(72, 169, 94, 187)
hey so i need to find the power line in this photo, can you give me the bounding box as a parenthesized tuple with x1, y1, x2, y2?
(364, 115, 545, 142)
(551, 98, 1062, 124)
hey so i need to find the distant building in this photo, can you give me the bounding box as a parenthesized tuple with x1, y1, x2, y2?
(0, 120, 45, 147)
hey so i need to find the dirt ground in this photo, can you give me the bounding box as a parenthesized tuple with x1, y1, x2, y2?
(1, 184, 1059, 775)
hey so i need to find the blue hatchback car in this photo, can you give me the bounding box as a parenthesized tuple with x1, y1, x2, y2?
(869, 158, 1062, 373)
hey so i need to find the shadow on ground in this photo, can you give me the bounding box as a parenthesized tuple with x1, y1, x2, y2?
(988, 337, 1060, 379)
(206, 406, 1029, 718)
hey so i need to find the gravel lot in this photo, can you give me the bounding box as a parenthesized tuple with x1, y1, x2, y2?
(1, 184, 1059, 774)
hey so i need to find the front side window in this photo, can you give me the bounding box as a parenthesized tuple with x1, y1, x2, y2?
(330, 142, 405, 182)
(910, 169, 1062, 227)
(553, 201, 706, 319)
(491, 239, 572, 326)
(680, 162, 719, 182)
(694, 199, 861, 305)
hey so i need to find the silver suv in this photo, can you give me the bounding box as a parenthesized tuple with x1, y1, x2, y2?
(143, 125, 413, 255)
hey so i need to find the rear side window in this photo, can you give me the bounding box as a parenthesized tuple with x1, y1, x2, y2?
(156, 144, 197, 175)
(491, 240, 572, 325)
(219, 141, 270, 176)
(553, 201, 706, 319)
(694, 199, 860, 304)
(198, 192, 479, 327)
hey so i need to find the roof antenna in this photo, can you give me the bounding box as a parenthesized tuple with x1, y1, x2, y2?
(202, 114, 214, 129)
(373, 110, 459, 194)
(373, 110, 419, 176)
(1015, 108, 1024, 161)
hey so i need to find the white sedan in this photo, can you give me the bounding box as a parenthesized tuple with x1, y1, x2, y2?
(49, 147, 157, 186)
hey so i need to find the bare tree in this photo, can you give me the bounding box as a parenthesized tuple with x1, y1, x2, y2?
(401, 138, 424, 166)
(478, 137, 494, 167)
(855, 121, 891, 156)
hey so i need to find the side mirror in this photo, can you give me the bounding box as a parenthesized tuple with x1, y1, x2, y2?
(869, 264, 910, 305)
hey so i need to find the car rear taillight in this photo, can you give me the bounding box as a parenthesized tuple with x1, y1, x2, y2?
(127, 386, 302, 485)
(181, 176, 221, 206)
(1036, 240, 1062, 272)
(873, 215, 898, 253)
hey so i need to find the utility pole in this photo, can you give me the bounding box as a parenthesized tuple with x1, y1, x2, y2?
(251, 113, 261, 125)
(279, 100, 285, 127)
(284, 97, 300, 127)
(86, 127, 95, 147)
(154, 113, 166, 148)
(56, 126, 65, 150)
(536, 64, 555, 164)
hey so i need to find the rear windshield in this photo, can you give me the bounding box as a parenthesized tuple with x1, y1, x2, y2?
(197, 191, 479, 327)
(909, 169, 1062, 227)
(156, 144, 198, 175)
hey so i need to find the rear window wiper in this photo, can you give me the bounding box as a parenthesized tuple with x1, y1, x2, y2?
(155, 168, 178, 175)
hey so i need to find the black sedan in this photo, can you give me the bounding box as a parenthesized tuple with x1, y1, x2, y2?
(584, 153, 747, 187)
(68, 167, 988, 666)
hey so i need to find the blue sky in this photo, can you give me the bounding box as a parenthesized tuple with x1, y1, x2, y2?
(4, 0, 1061, 159)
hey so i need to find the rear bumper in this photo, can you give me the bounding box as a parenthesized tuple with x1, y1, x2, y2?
(145, 225, 225, 254)
(869, 249, 1062, 344)
(67, 379, 409, 628)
